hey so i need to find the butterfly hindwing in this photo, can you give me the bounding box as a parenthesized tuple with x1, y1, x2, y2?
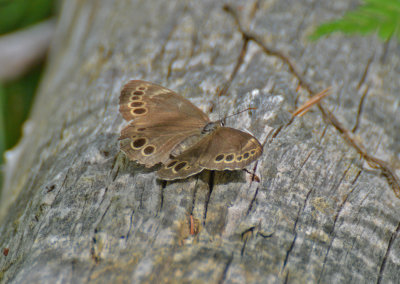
(198, 127, 263, 170)
(157, 127, 262, 179)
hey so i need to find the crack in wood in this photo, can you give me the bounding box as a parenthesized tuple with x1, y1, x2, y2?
(166, 51, 180, 80)
(380, 37, 392, 64)
(317, 168, 361, 282)
(246, 186, 259, 216)
(329, 162, 352, 194)
(240, 226, 255, 256)
(284, 270, 290, 284)
(282, 184, 314, 271)
(240, 238, 248, 257)
(218, 38, 249, 97)
(110, 153, 121, 182)
(318, 124, 329, 143)
(151, 13, 182, 68)
(157, 180, 167, 216)
(352, 84, 370, 133)
(218, 252, 234, 284)
(357, 55, 374, 90)
(139, 186, 145, 210)
(300, 150, 314, 170)
(377, 221, 400, 284)
(203, 171, 215, 226)
(98, 186, 109, 207)
(282, 233, 297, 272)
(51, 168, 72, 208)
(125, 209, 135, 241)
(190, 179, 199, 216)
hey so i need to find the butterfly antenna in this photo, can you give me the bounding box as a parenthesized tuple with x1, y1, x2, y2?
(224, 107, 257, 120)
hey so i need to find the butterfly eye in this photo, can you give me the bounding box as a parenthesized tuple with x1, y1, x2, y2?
(243, 152, 250, 160)
(251, 150, 256, 155)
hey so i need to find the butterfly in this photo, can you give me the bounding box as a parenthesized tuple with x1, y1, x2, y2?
(119, 80, 262, 180)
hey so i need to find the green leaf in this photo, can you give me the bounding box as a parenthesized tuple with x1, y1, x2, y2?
(310, 0, 400, 42)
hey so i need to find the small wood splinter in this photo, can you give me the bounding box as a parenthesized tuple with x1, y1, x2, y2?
(292, 87, 332, 117)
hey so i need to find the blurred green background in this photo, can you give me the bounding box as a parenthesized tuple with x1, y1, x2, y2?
(0, 0, 56, 169)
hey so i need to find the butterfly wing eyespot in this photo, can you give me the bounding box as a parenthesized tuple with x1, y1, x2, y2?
(157, 158, 204, 180)
(166, 160, 178, 168)
(129, 101, 145, 108)
(142, 145, 156, 156)
(130, 107, 148, 116)
(129, 95, 142, 101)
(215, 154, 224, 162)
(224, 154, 235, 163)
(131, 138, 147, 149)
(196, 127, 262, 171)
(132, 90, 144, 96)
(173, 162, 187, 173)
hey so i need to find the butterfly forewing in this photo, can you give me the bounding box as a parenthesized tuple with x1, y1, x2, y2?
(119, 80, 209, 122)
(119, 80, 209, 167)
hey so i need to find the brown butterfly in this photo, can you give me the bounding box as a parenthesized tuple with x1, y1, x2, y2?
(119, 80, 262, 180)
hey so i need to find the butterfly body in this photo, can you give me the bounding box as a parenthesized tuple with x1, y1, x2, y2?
(119, 80, 262, 180)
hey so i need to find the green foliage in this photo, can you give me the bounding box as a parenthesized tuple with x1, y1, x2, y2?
(0, 85, 5, 165)
(0, 0, 55, 168)
(0, 0, 55, 34)
(2, 65, 42, 156)
(310, 0, 400, 42)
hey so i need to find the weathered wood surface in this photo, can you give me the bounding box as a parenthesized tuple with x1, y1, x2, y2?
(1, 0, 400, 283)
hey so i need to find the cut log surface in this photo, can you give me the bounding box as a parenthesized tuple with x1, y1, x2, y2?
(1, 0, 400, 283)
